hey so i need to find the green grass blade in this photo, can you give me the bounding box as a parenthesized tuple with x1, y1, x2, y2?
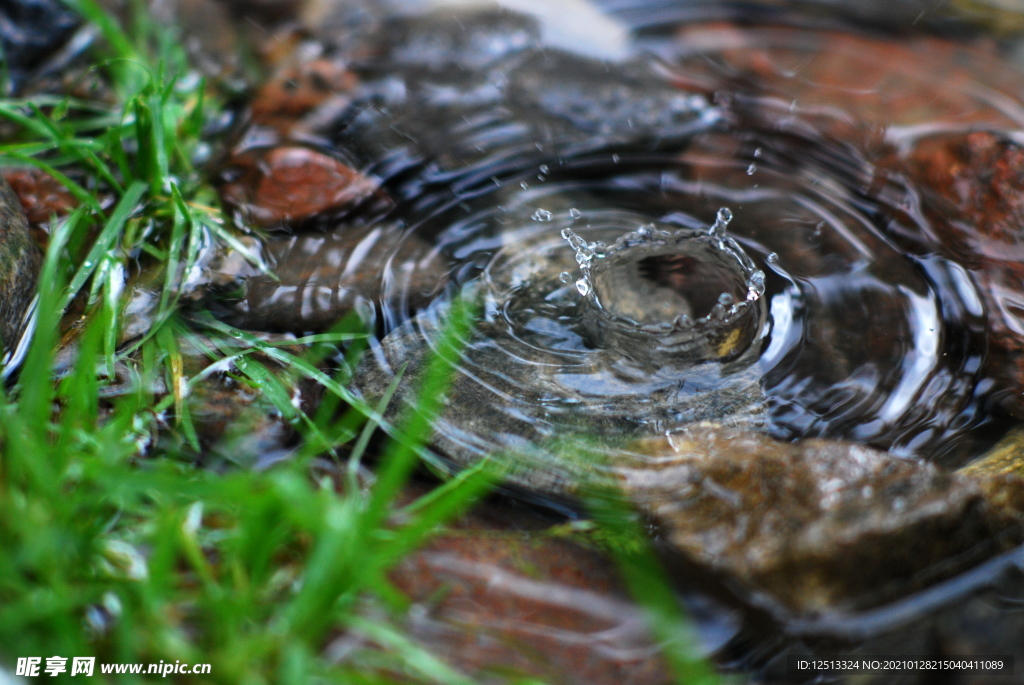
(61, 180, 146, 311)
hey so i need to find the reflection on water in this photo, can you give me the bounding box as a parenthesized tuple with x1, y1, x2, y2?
(208, 0, 1024, 678)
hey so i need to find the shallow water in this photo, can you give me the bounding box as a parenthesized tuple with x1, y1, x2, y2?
(209, 0, 1024, 677)
(278, 0, 1024, 467)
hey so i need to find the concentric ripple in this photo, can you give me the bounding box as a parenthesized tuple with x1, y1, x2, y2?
(274, 3, 1024, 478)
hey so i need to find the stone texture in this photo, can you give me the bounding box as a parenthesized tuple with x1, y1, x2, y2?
(898, 132, 1024, 418)
(219, 145, 381, 228)
(626, 425, 1024, 615)
(0, 176, 41, 360)
(377, 486, 680, 685)
(209, 224, 448, 333)
(2, 167, 77, 224)
(250, 59, 357, 135)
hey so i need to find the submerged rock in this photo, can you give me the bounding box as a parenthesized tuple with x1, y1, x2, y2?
(209, 223, 448, 332)
(897, 132, 1024, 419)
(0, 176, 41, 364)
(380, 485, 684, 685)
(219, 145, 382, 229)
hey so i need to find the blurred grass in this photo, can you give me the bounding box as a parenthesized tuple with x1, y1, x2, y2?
(0, 1, 722, 683)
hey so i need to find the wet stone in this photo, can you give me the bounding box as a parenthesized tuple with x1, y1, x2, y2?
(625, 425, 1024, 615)
(218, 145, 381, 228)
(2, 167, 78, 225)
(897, 132, 1024, 419)
(0, 176, 41, 363)
(208, 223, 448, 333)
(673, 24, 1024, 151)
(250, 59, 358, 135)
(322, 16, 718, 194)
(382, 486, 680, 685)
(379, 8, 541, 73)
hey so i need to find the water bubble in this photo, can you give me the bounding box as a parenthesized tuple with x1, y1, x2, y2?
(754, 147, 763, 158)
(559, 271, 572, 283)
(520, 181, 530, 190)
(767, 252, 779, 263)
(531, 208, 553, 222)
(569, 208, 582, 219)
(539, 164, 549, 174)
(576, 279, 591, 296)
(746, 164, 757, 175)
(718, 293, 734, 305)
(612, 154, 621, 163)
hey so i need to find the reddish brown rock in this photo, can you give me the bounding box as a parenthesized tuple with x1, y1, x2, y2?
(219, 146, 380, 228)
(675, 25, 1023, 152)
(380, 490, 677, 685)
(251, 59, 357, 134)
(899, 132, 1024, 416)
(2, 167, 77, 225)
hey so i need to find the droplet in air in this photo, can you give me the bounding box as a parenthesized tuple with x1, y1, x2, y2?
(539, 164, 549, 174)
(576, 279, 592, 296)
(559, 271, 572, 283)
(569, 208, 582, 219)
(746, 164, 757, 175)
(748, 271, 766, 300)
(767, 252, 779, 264)
(709, 207, 732, 237)
(718, 293, 734, 305)
(753, 147, 763, 158)
(520, 181, 530, 190)
(531, 208, 553, 222)
(612, 154, 620, 163)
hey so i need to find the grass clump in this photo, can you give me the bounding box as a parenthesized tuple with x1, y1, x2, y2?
(0, 2, 722, 683)
(0, 2, 496, 681)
